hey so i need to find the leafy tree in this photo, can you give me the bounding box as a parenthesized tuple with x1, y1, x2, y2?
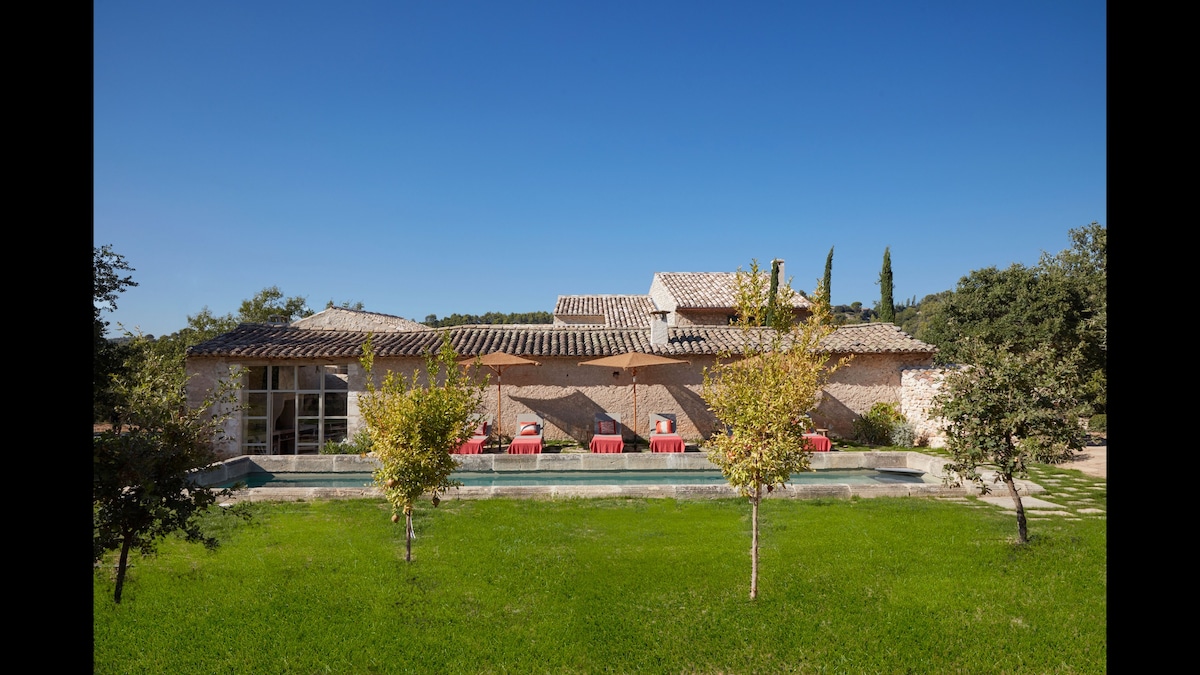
(932, 341, 1088, 544)
(1039, 222, 1106, 410)
(918, 265, 1060, 357)
(238, 285, 313, 323)
(422, 311, 553, 327)
(94, 245, 138, 423)
(702, 260, 848, 599)
(896, 291, 950, 339)
(877, 246, 895, 323)
(149, 286, 314, 368)
(358, 334, 486, 562)
(93, 336, 243, 602)
(147, 307, 241, 366)
(917, 264, 1099, 408)
(326, 299, 366, 310)
(918, 223, 1106, 412)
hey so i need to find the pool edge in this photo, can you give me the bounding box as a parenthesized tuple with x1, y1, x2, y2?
(202, 451, 1042, 503)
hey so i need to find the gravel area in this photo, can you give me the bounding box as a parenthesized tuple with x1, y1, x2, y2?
(1063, 444, 1106, 478)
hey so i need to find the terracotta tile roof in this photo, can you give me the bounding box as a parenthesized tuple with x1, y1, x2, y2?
(553, 295, 657, 327)
(655, 272, 812, 309)
(818, 322, 938, 353)
(186, 322, 934, 360)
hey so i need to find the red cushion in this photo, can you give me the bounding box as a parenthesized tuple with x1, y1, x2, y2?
(655, 419, 674, 434)
(519, 422, 539, 436)
(474, 422, 488, 436)
(598, 420, 616, 435)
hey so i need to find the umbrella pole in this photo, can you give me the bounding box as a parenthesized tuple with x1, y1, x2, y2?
(632, 370, 638, 451)
(496, 370, 502, 449)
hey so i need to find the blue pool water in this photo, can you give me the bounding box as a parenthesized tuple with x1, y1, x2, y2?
(215, 468, 931, 489)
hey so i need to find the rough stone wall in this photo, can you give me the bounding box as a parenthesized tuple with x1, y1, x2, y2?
(345, 361, 367, 439)
(188, 351, 941, 456)
(366, 356, 719, 443)
(899, 366, 950, 448)
(185, 358, 242, 458)
(813, 353, 936, 440)
(674, 309, 735, 326)
(647, 277, 677, 325)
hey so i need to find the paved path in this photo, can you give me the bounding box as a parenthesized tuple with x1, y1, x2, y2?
(958, 443, 1106, 521)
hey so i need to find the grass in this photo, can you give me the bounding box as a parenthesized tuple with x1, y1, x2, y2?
(95, 489, 1106, 673)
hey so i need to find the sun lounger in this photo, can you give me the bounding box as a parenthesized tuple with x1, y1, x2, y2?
(649, 413, 684, 452)
(589, 412, 624, 453)
(507, 414, 543, 454)
(455, 417, 492, 454)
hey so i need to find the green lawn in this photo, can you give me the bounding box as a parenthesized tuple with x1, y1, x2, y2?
(94, 487, 1106, 673)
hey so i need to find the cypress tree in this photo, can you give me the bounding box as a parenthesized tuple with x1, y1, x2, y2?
(765, 259, 781, 326)
(823, 246, 833, 305)
(878, 247, 895, 323)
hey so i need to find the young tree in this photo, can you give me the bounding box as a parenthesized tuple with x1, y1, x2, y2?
(702, 260, 848, 599)
(358, 334, 486, 562)
(93, 337, 242, 603)
(877, 246, 895, 323)
(932, 341, 1088, 544)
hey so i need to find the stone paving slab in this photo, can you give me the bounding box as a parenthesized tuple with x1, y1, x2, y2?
(977, 496, 1064, 510)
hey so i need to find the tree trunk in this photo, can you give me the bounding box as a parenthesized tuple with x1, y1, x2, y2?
(750, 486, 760, 599)
(405, 511, 414, 562)
(114, 535, 132, 603)
(1004, 476, 1029, 544)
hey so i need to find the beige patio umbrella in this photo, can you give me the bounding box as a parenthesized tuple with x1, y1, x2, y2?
(579, 352, 689, 447)
(458, 352, 541, 438)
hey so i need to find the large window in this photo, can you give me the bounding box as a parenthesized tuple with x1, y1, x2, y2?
(242, 365, 349, 455)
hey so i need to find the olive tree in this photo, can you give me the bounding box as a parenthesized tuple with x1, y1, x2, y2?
(932, 340, 1088, 544)
(93, 337, 242, 603)
(702, 261, 847, 598)
(358, 334, 485, 562)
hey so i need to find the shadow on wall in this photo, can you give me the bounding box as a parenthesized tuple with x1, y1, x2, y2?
(813, 394, 860, 439)
(510, 390, 609, 443)
(664, 384, 721, 440)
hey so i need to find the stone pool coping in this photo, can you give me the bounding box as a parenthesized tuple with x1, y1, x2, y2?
(198, 451, 1043, 503)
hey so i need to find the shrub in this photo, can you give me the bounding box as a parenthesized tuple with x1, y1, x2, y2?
(320, 429, 374, 455)
(890, 422, 915, 448)
(1088, 414, 1106, 433)
(852, 402, 907, 446)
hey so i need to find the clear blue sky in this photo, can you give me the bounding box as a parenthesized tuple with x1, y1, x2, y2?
(94, 1, 1106, 338)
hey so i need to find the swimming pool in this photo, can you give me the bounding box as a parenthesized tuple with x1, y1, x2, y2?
(215, 467, 936, 489)
(198, 450, 1010, 501)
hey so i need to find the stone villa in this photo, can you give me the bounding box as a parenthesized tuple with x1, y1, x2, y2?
(186, 263, 943, 458)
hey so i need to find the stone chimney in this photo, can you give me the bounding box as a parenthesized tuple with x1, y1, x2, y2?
(771, 259, 785, 287)
(650, 310, 669, 345)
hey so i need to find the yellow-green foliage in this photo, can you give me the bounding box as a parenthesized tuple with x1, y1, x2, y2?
(702, 261, 849, 499)
(358, 334, 485, 518)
